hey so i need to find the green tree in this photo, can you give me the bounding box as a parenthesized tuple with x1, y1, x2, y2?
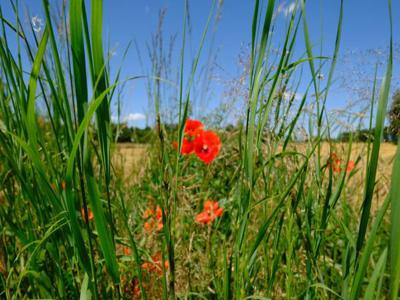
(389, 89, 400, 143)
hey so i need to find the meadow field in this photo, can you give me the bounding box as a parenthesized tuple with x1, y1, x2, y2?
(1, 0, 400, 299)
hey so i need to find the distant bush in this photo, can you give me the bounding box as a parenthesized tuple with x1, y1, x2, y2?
(337, 126, 397, 143)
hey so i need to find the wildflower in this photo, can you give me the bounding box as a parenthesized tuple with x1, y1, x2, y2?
(328, 153, 341, 173)
(143, 208, 154, 219)
(121, 276, 141, 299)
(142, 253, 169, 276)
(328, 153, 355, 173)
(132, 278, 140, 298)
(184, 119, 203, 137)
(193, 130, 222, 164)
(143, 222, 152, 232)
(346, 160, 355, 172)
(51, 182, 56, 191)
(143, 205, 163, 232)
(195, 200, 223, 225)
(61, 180, 66, 190)
(173, 119, 203, 155)
(181, 138, 194, 155)
(81, 207, 94, 223)
(123, 246, 132, 256)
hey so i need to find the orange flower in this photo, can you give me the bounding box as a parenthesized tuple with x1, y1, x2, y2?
(51, 182, 56, 191)
(123, 246, 132, 256)
(328, 153, 342, 173)
(195, 211, 212, 224)
(195, 200, 223, 225)
(142, 253, 169, 276)
(61, 180, 66, 190)
(143, 208, 154, 219)
(143, 222, 152, 232)
(193, 130, 222, 164)
(116, 244, 132, 256)
(346, 160, 355, 172)
(121, 276, 141, 299)
(181, 138, 194, 155)
(172, 138, 194, 155)
(332, 159, 341, 173)
(184, 119, 204, 137)
(132, 278, 140, 298)
(155, 206, 162, 221)
(173, 119, 204, 155)
(143, 205, 163, 232)
(81, 207, 94, 223)
(328, 153, 355, 173)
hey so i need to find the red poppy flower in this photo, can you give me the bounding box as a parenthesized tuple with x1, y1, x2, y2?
(142, 253, 169, 276)
(346, 160, 355, 172)
(121, 276, 141, 299)
(143, 222, 152, 232)
(328, 153, 341, 173)
(193, 130, 221, 164)
(184, 119, 204, 137)
(132, 278, 140, 298)
(143, 208, 154, 219)
(204, 200, 224, 217)
(332, 159, 341, 173)
(155, 206, 162, 220)
(195, 200, 223, 225)
(143, 205, 163, 232)
(195, 211, 212, 224)
(172, 137, 195, 155)
(123, 246, 132, 256)
(181, 138, 194, 155)
(81, 207, 94, 223)
(328, 153, 355, 173)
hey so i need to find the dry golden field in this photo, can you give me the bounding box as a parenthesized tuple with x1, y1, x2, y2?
(113, 142, 397, 212)
(114, 142, 397, 172)
(112, 143, 149, 183)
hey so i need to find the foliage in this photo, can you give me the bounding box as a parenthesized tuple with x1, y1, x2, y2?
(338, 126, 396, 143)
(0, 0, 399, 299)
(389, 89, 400, 141)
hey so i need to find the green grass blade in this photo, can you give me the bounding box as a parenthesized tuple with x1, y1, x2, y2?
(70, 0, 88, 123)
(26, 27, 48, 147)
(390, 138, 400, 299)
(356, 47, 392, 255)
(365, 248, 387, 300)
(350, 194, 390, 300)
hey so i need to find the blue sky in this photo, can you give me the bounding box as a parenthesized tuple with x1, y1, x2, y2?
(2, 0, 399, 128)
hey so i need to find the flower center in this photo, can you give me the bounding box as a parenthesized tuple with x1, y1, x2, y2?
(202, 145, 209, 152)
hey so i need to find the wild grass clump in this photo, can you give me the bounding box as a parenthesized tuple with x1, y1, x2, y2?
(0, 0, 399, 299)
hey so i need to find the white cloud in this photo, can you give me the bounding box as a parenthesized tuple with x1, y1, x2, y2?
(111, 113, 146, 123)
(124, 113, 146, 122)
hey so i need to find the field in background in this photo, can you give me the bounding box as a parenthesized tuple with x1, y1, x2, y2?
(115, 142, 397, 209)
(116, 143, 397, 174)
(113, 144, 149, 182)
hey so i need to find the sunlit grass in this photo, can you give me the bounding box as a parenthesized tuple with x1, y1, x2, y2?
(0, 0, 399, 299)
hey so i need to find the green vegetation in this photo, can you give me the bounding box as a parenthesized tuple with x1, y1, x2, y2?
(0, 0, 399, 299)
(389, 89, 400, 140)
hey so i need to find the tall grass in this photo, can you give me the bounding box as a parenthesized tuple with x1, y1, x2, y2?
(0, 0, 398, 299)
